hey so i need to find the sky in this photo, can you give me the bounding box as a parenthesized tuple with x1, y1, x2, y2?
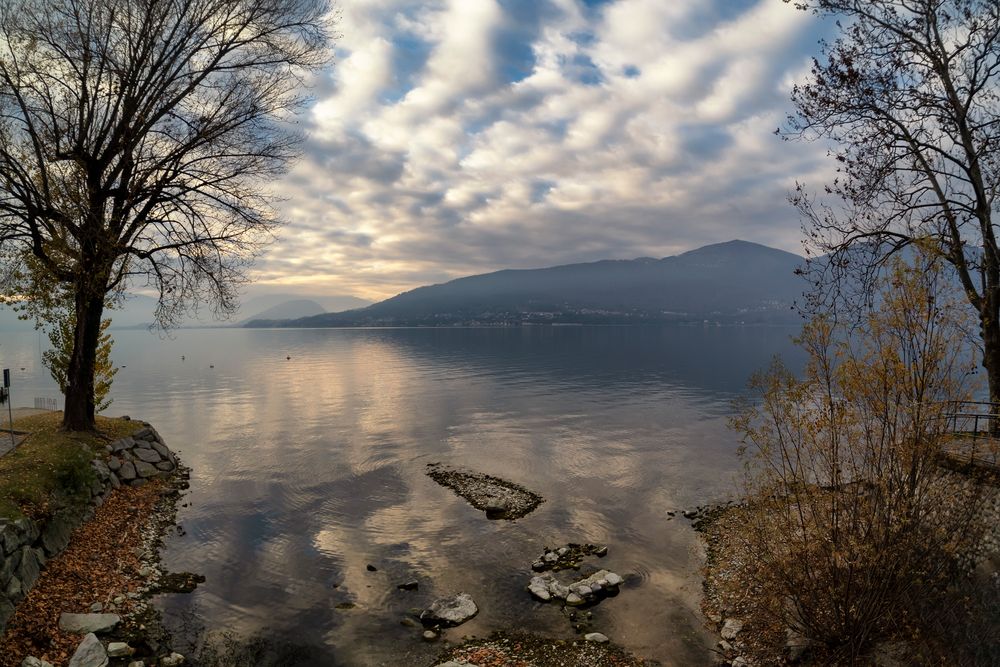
(251, 0, 838, 302)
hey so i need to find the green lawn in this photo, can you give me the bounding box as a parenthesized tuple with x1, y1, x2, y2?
(0, 412, 140, 519)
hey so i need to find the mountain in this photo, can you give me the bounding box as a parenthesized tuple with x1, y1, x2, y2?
(240, 299, 325, 323)
(247, 240, 808, 328)
(239, 294, 371, 319)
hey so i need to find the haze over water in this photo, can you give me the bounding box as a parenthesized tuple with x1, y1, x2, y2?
(0, 325, 803, 665)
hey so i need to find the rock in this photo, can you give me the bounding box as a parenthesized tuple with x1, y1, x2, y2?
(0, 524, 22, 556)
(594, 545, 608, 557)
(21, 658, 54, 667)
(111, 437, 134, 452)
(107, 643, 132, 658)
(133, 427, 154, 440)
(133, 448, 162, 464)
(436, 662, 480, 667)
(41, 515, 76, 556)
(528, 576, 552, 601)
(92, 459, 111, 481)
(397, 580, 419, 591)
(400, 617, 420, 628)
(68, 633, 108, 667)
(0, 548, 21, 584)
(89, 602, 103, 612)
(584, 632, 609, 643)
(420, 592, 478, 627)
(118, 461, 137, 481)
(6, 575, 22, 602)
(134, 461, 159, 478)
(16, 547, 43, 590)
(422, 630, 438, 641)
(151, 442, 172, 460)
(160, 653, 185, 666)
(531, 542, 610, 572)
(14, 518, 39, 544)
(565, 593, 584, 606)
(426, 465, 543, 519)
(604, 572, 623, 587)
(155, 461, 175, 472)
(721, 618, 744, 641)
(59, 612, 121, 634)
(366, 564, 377, 572)
(127, 662, 145, 667)
(0, 593, 14, 633)
(107, 457, 122, 472)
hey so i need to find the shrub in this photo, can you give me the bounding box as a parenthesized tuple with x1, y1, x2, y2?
(721, 255, 993, 664)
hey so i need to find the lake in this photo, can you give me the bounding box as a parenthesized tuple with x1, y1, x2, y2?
(0, 325, 803, 665)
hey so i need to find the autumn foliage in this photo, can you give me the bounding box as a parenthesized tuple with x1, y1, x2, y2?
(716, 255, 995, 664)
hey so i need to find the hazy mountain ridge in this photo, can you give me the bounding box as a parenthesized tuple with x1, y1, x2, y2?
(0, 293, 371, 331)
(246, 240, 808, 328)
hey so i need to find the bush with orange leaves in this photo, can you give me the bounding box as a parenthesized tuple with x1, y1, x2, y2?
(710, 253, 998, 665)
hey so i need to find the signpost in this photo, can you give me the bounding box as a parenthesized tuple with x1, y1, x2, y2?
(2, 369, 12, 448)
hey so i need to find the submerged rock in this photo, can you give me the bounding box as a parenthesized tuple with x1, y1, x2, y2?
(420, 592, 479, 627)
(531, 543, 609, 572)
(426, 464, 542, 520)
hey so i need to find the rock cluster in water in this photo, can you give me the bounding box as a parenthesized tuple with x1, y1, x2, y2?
(426, 464, 543, 520)
(530, 543, 608, 572)
(528, 569, 623, 606)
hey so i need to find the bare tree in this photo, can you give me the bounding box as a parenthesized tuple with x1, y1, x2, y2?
(0, 0, 331, 430)
(783, 1, 1000, 403)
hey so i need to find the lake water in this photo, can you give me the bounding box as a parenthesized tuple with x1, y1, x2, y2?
(0, 325, 803, 665)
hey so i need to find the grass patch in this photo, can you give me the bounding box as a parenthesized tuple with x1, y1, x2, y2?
(0, 412, 141, 520)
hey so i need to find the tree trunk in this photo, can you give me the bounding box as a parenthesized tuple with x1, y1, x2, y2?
(981, 308, 1000, 435)
(62, 283, 106, 432)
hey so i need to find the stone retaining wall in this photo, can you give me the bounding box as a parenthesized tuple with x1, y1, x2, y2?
(0, 423, 177, 634)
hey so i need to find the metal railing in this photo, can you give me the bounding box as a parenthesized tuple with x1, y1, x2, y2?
(33, 397, 57, 410)
(941, 400, 1000, 438)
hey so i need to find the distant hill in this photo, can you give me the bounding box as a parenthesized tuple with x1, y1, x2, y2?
(246, 240, 808, 328)
(239, 299, 325, 323)
(0, 293, 371, 331)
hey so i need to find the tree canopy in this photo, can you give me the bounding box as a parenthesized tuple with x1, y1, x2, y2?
(0, 0, 331, 429)
(785, 0, 1000, 400)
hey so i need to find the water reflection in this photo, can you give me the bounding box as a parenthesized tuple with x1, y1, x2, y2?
(0, 325, 804, 665)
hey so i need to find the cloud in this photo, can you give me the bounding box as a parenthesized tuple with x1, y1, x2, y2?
(256, 0, 836, 301)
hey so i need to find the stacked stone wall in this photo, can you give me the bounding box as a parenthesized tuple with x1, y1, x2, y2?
(0, 423, 176, 633)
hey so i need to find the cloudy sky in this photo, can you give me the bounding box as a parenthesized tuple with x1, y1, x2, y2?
(252, 0, 837, 301)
